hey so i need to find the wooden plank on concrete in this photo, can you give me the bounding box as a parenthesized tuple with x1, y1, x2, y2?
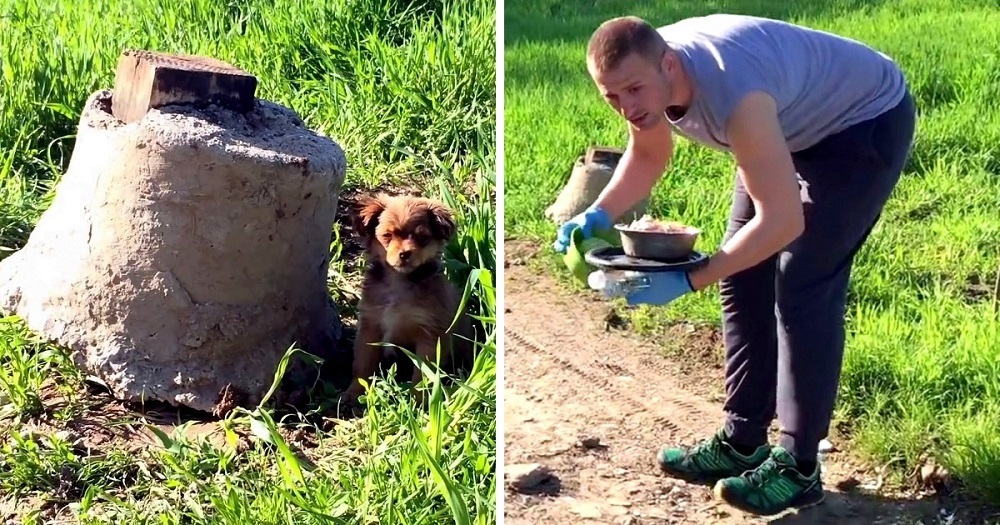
(111, 49, 258, 124)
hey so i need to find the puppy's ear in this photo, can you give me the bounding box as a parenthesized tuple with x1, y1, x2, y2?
(426, 201, 457, 241)
(353, 194, 385, 239)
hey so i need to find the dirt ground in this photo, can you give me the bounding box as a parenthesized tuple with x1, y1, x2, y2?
(502, 239, 999, 525)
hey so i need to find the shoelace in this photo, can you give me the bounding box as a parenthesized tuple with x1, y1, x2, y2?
(685, 436, 727, 468)
(687, 436, 718, 456)
(744, 456, 779, 487)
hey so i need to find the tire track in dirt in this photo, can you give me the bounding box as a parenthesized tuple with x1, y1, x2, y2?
(506, 329, 707, 440)
(502, 242, 990, 524)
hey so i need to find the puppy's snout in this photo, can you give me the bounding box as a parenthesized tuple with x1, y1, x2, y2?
(399, 249, 413, 262)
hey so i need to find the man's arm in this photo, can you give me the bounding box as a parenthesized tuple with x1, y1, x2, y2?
(592, 117, 674, 221)
(687, 91, 805, 291)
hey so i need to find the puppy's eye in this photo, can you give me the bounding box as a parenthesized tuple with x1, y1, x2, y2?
(412, 227, 432, 245)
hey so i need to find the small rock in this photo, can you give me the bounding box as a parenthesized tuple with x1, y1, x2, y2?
(17, 428, 42, 442)
(614, 468, 629, 476)
(607, 498, 631, 507)
(505, 463, 553, 492)
(920, 458, 951, 487)
(52, 430, 79, 445)
(938, 508, 956, 525)
(570, 501, 603, 518)
(644, 508, 670, 519)
(578, 436, 602, 449)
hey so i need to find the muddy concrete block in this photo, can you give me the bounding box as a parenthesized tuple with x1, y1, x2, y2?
(112, 50, 257, 124)
(0, 87, 347, 414)
(544, 145, 649, 225)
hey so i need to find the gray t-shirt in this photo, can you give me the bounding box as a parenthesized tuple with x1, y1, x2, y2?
(658, 14, 907, 153)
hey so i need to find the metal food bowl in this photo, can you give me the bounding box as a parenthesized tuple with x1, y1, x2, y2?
(614, 223, 700, 261)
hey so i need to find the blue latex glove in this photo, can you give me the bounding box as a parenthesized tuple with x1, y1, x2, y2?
(624, 271, 694, 307)
(553, 205, 613, 253)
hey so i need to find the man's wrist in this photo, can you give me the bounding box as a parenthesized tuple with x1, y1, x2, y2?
(687, 257, 718, 291)
(587, 204, 613, 228)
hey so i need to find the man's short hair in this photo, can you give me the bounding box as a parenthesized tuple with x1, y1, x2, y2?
(587, 16, 667, 72)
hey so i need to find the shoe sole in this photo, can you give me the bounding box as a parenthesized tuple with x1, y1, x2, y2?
(712, 481, 826, 516)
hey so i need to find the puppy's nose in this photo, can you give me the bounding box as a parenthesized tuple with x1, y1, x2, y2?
(399, 250, 412, 262)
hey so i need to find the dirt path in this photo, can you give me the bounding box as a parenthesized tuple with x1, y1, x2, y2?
(501, 240, 992, 524)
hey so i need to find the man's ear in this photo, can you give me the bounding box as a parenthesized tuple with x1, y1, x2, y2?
(353, 194, 386, 239)
(660, 49, 673, 73)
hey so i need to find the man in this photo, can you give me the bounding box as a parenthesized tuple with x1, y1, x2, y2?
(553, 14, 916, 516)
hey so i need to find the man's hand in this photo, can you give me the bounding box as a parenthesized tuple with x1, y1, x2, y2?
(591, 117, 674, 220)
(553, 205, 612, 253)
(687, 91, 805, 291)
(623, 270, 693, 307)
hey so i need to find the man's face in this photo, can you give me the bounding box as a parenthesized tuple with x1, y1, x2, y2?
(589, 52, 671, 130)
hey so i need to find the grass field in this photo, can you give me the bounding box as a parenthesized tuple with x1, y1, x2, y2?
(505, 0, 1000, 505)
(0, 0, 496, 523)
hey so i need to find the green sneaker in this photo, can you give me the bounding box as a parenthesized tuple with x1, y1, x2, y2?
(713, 446, 825, 516)
(656, 429, 770, 484)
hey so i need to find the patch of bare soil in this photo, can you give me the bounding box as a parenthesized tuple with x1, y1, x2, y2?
(502, 238, 1000, 524)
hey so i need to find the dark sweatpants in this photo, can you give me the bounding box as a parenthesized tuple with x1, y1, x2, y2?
(720, 88, 917, 462)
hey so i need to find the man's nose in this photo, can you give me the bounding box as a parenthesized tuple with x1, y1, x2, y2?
(617, 95, 635, 114)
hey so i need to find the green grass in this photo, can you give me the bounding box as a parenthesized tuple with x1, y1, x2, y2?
(0, 0, 496, 523)
(505, 0, 1000, 505)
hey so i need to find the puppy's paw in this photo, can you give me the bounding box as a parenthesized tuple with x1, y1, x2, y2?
(342, 381, 367, 404)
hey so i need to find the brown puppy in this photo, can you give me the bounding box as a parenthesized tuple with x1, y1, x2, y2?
(344, 192, 475, 402)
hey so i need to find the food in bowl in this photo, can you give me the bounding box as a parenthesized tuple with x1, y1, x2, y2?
(614, 215, 700, 260)
(621, 215, 693, 233)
